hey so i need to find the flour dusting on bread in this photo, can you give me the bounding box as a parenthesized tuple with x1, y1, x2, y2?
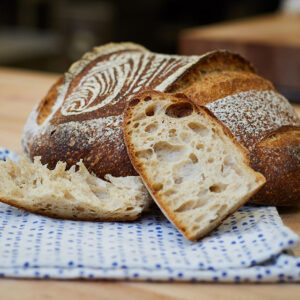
(206, 90, 300, 150)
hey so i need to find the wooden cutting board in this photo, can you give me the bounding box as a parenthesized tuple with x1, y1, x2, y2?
(0, 67, 300, 299)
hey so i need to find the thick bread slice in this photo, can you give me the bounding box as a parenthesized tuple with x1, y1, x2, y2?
(124, 91, 266, 241)
(0, 156, 152, 221)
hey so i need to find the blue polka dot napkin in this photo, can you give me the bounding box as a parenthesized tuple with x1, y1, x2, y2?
(0, 147, 299, 282)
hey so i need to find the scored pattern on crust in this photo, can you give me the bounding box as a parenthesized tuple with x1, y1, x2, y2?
(206, 90, 300, 150)
(61, 52, 199, 116)
(57, 45, 200, 117)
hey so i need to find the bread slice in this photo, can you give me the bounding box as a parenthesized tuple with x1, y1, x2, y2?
(0, 156, 152, 221)
(124, 91, 266, 240)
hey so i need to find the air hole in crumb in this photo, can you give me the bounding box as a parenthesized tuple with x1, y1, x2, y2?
(133, 122, 139, 128)
(173, 160, 198, 182)
(189, 153, 198, 164)
(145, 105, 155, 116)
(174, 200, 195, 212)
(153, 183, 163, 192)
(196, 143, 204, 150)
(224, 156, 242, 175)
(208, 158, 214, 163)
(197, 189, 209, 197)
(174, 198, 206, 213)
(209, 183, 227, 193)
(206, 147, 212, 152)
(144, 96, 151, 102)
(50, 130, 56, 136)
(126, 207, 134, 211)
(168, 129, 177, 137)
(164, 189, 176, 196)
(153, 142, 186, 162)
(219, 204, 227, 211)
(188, 122, 209, 137)
(129, 98, 140, 106)
(174, 177, 183, 184)
(136, 149, 153, 160)
(145, 123, 158, 133)
(165, 102, 193, 118)
(133, 113, 145, 122)
(195, 215, 204, 222)
(180, 132, 191, 143)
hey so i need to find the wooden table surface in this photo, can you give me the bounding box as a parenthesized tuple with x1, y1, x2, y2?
(0, 67, 300, 299)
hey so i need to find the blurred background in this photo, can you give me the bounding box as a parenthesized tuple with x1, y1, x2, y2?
(0, 0, 299, 102)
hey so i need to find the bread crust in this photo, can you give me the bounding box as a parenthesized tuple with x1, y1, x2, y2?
(0, 196, 141, 222)
(22, 43, 197, 178)
(249, 127, 300, 206)
(177, 70, 274, 105)
(22, 44, 253, 180)
(123, 91, 265, 240)
(22, 42, 299, 206)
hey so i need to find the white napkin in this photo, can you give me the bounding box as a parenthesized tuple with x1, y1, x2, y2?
(0, 147, 299, 282)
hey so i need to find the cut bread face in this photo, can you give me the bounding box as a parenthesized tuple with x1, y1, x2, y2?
(124, 91, 266, 241)
(0, 156, 152, 221)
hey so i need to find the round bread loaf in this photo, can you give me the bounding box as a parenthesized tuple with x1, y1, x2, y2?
(22, 43, 252, 178)
(22, 42, 300, 206)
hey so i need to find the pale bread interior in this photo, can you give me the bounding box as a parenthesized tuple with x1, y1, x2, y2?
(125, 94, 265, 240)
(0, 156, 152, 221)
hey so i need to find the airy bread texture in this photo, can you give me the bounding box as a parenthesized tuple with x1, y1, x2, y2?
(124, 91, 266, 240)
(0, 156, 152, 221)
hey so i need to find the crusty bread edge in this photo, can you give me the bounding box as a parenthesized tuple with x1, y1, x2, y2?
(165, 49, 256, 93)
(123, 91, 266, 241)
(0, 196, 143, 222)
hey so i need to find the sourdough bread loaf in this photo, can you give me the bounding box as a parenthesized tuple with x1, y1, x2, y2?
(22, 43, 252, 179)
(22, 42, 300, 206)
(0, 156, 152, 221)
(123, 91, 265, 240)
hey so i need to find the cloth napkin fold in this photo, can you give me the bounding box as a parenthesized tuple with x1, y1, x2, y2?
(0, 147, 299, 282)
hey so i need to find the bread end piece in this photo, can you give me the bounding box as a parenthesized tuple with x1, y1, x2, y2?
(124, 91, 265, 241)
(0, 155, 152, 221)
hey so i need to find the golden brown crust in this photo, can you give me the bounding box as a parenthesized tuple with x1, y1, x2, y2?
(167, 50, 255, 93)
(28, 127, 137, 178)
(177, 70, 274, 106)
(249, 128, 300, 206)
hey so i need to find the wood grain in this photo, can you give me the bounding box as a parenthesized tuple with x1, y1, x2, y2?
(0, 280, 300, 300)
(0, 67, 299, 299)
